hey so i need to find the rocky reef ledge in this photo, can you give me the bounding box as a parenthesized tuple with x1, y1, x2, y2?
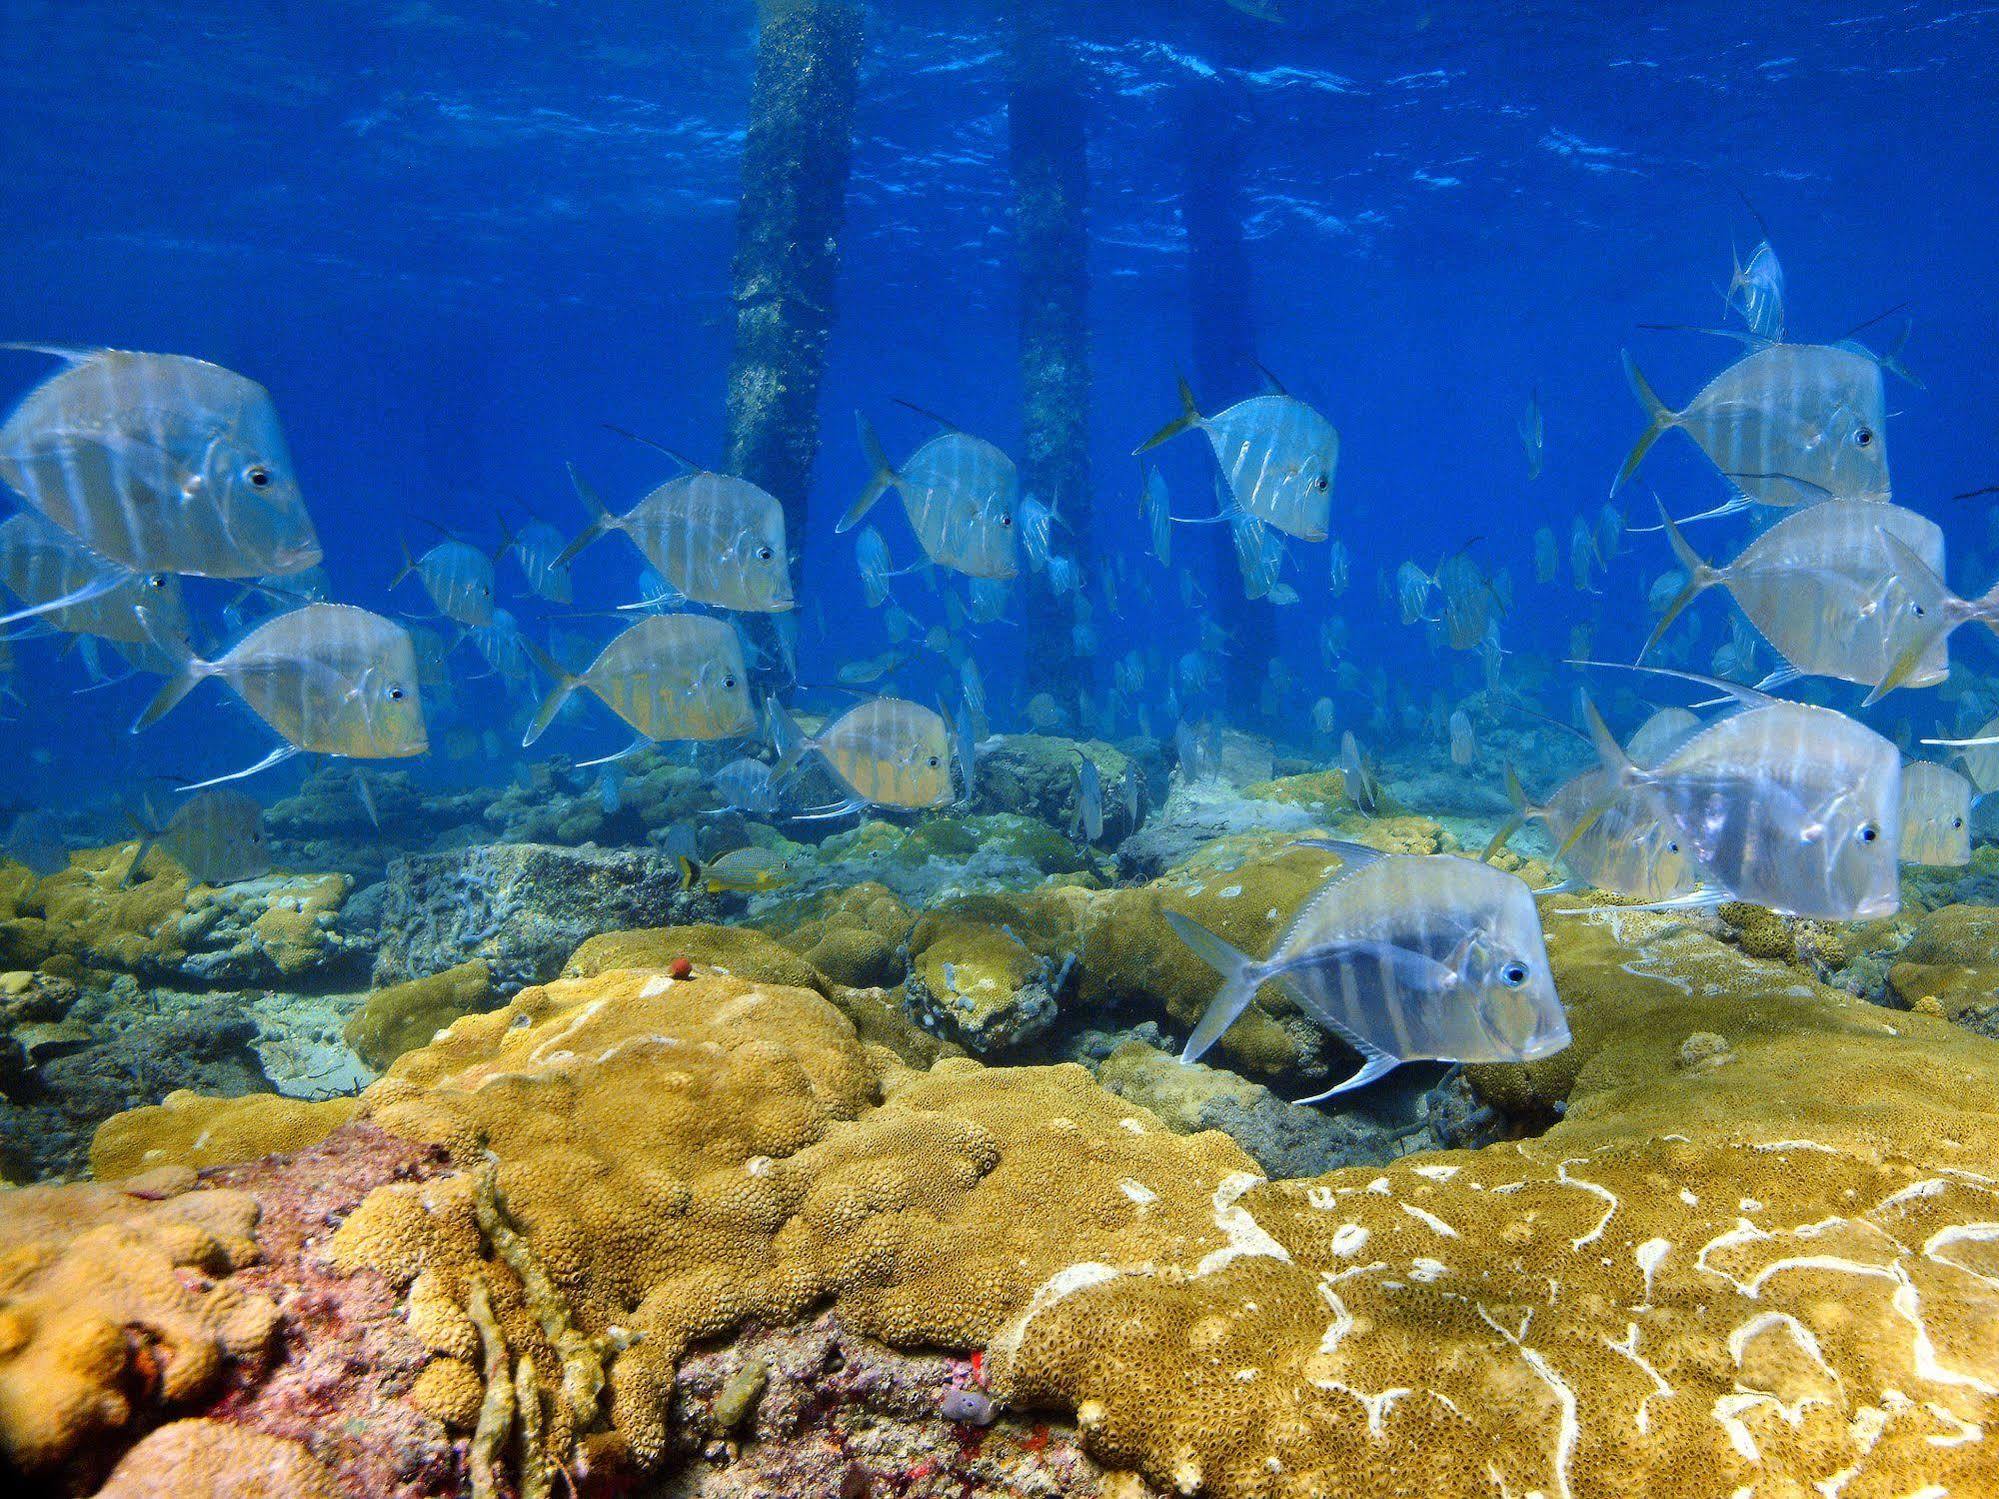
(5, 897, 1999, 1497)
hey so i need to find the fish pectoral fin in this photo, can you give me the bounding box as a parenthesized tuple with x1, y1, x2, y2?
(177, 744, 300, 791)
(575, 736, 652, 770)
(1293, 1051, 1400, 1105)
(0, 568, 135, 629)
(1554, 886, 1730, 917)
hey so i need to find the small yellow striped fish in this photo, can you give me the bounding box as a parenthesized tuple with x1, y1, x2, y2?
(1899, 761, 1972, 867)
(678, 846, 796, 894)
(1165, 840, 1567, 1100)
(523, 613, 754, 748)
(0, 345, 320, 578)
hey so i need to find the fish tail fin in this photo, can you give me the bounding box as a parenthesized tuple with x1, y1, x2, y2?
(555, 463, 620, 568)
(839, 413, 897, 533)
(1162, 909, 1265, 1065)
(769, 696, 813, 779)
(1612, 351, 1677, 496)
(130, 611, 214, 734)
(120, 804, 159, 889)
(520, 638, 582, 747)
(389, 535, 418, 591)
(1481, 764, 1538, 863)
(676, 854, 700, 893)
(1640, 500, 1721, 660)
(1555, 692, 1636, 859)
(1135, 377, 1203, 455)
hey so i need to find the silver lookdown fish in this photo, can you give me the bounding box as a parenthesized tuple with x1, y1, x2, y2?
(562, 458, 793, 613)
(523, 613, 754, 754)
(394, 536, 496, 629)
(0, 510, 187, 644)
(1137, 377, 1337, 541)
(1165, 840, 1568, 1098)
(125, 790, 270, 888)
(1899, 760, 1972, 867)
(843, 410, 1017, 580)
(772, 696, 954, 813)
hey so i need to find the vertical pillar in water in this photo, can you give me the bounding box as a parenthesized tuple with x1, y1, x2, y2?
(1174, 74, 1272, 728)
(1008, 0, 1095, 714)
(724, 0, 864, 571)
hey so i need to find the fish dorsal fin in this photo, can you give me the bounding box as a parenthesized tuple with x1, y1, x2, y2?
(1635, 322, 1779, 350)
(1565, 658, 1779, 712)
(1271, 840, 1390, 952)
(1251, 359, 1290, 396)
(0, 342, 102, 364)
(602, 423, 702, 473)
(891, 398, 964, 433)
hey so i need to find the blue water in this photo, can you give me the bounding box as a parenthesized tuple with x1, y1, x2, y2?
(1, 0, 1995, 798)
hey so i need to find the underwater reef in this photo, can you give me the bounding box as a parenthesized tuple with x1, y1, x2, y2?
(3, 755, 1999, 1497)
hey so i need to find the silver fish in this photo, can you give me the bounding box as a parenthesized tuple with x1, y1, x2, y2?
(1121, 764, 1142, 829)
(135, 603, 428, 769)
(1626, 706, 1702, 768)
(1395, 561, 1436, 624)
(1166, 841, 1567, 1098)
(714, 756, 781, 816)
(774, 696, 953, 811)
(0, 510, 187, 644)
(1899, 760, 1972, 867)
(523, 613, 754, 750)
(126, 790, 269, 887)
(843, 412, 1017, 580)
(1727, 240, 1786, 342)
(1341, 731, 1385, 815)
(563, 461, 793, 613)
(1519, 386, 1543, 479)
(0, 345, 320, 578)
(1448, 709, 1477, 767)
(1570, 516, 1602, 593)
(1076, 755, 1103, 843)
(1018, 495, 1059, 571)
(1142, 465, 1171, 566)
(1138, 379, 1337, 541)
(1327, 538, 1350, 596)
(1534, 526, 1559, 584)
(856, 525, 896, 608)
(1616, 342, 1888, 511)
(1490, 764, 1699, 905)
(396, 537, 495, 628)
(506, 517, 573, 603)
(1231, 510, 1286, 600)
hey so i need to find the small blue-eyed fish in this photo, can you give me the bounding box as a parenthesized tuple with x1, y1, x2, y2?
(562, 458, 793, 613)
(714, 756, 781, 816)
(134, 603, 428, 778)
(1534, 526, 1559, 584)
(842, 409, 1018, 581)
(1614, 342, 1888, 511)
(856, 525, 896, 608)
(1518, 386, 1543, 479)
(523, 613, 754, 754)
(0, 345, 321, 579)
(677, 845, 796, 894)
(1727, 238, 1786, 342)
(1645, 500, 1951, 695)
(1899, 760, 1972, 867)
(1327, 538, 1350, 596)
(0, 510, 187, 643)
(124, 790, 269, 888)
(1574, 676, 1901, 919)
(772, 696, 954, 812)
(1341, 730, 1385, 815)
(657, 823, 698, 863)
(469, 609, 531, 685)
(1165, 840, 1568, 1098)
(1142, 465, 1171, 566)
(1137, 377, 1337, 541)
(1570, 515, 1602, 593)
(1075, 754, 1103, 842)
(1017, 494, 1060, 571)
(1487, 763, 1699, 905)
(1448, 709, 1476, 766)
(838, 648, 908, 686)
(393, 536, 495, 629)
(503, 516, 573, 604)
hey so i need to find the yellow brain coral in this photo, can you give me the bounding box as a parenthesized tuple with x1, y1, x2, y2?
(0, 1178, 276, 1474)
(89, 1089, 360, 1180)
(93, 1418, 338, 1499)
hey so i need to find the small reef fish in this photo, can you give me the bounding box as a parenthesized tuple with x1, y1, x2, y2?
(1597, 502, 1624, 561)
(1899, 761, 1972, 867)
(1728, 238, 1786, 342)
(843, 410, 1018, 580)
(504, 516, 573, 603)
(562, 459, 794, 613)
(773, 696, 954, 812)
(1533, 526, 1559, 584)
(1435, 551, 1496, 651)
(1489, 765, 1699, 905)
(838, 649, 909, 686)
(1327, 538, 1350, 595)
(1615, 342, 1889, 511)
(1142, 465, 1171, 565)
(1518, 386, 1543, 479)
(1577, 682, 1901, 919)
(523, 613, 755, 752)
(1312, 697, 1336, 737)
(135, 602, 428, 774)
(1647, 501, 1951, 694)
(0, 510, 188, 643)
(855, 525, 896, 608)
(1017, 495, 1060, 571)
(393, 536, 495, 629)
(1448, 709, 1476, 766)
(1341, 730, 1385, 814)
(1121, 764, 1142, 829)
(1395, 560, 1436, 624)
(125, 790, 269, 888)
(714, 757, 782, 816)
(1570, 515, 1602, 593)
(0, 345, 321, 579)
(468, 609, 532, 685)
(677, 846, 796, 894)
(1137, 377, 1337, 542)
(1165, 840, 1568, 1098)
(1075, 755, 1104, 842)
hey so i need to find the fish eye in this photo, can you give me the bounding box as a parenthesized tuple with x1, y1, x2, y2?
(388, 686, 405, 701)
(246, 465, 272, 488)
(1953, 816, 1966, 829)
(1667, 841, 1680, 853)
(757, 545, 773, 561)
(1000, 515, 1013, 527)
(1500, 961, 1529, 988)
(146, 573, 168, 589)
(1913, 603, 1927, 617)
(1860, 824, 1879, 843)
(1855, 428, 1874, 448)
(927, 755, 941, 768)
(1313, 475, 1330, 491)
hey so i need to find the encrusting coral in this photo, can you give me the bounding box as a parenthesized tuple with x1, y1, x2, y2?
(343, 958, 493, 1069)
(88, 1089, 360, 1181)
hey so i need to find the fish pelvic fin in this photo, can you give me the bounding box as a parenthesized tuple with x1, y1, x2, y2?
(130, 608, 216, 734)
(1135, 376, 1203, 455)
(1641, 499, 1722, 660)
(839, 412, 898, 533)
(1162, 909, 1265, 1065)
(768, 696, 815, 780)
(1612, 350, 1677, 496)
(520, 637, 583, 747)
(555, 462, 620, 568)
